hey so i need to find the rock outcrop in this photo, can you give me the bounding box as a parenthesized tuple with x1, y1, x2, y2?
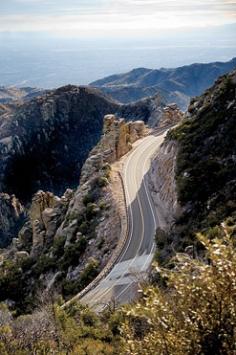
(0, 86, 119, 203)
(146, 102, 184, 128)
(0, 193, 25, 247)
(80, 115, 146, 185)
(15, 190, 73, 257)
(148, 141, 180, 231)
(0, 104, 9, 115)
(54, 114, 146, 266)
(91, 115, 145, 160)
(157, 104, 184, 128)
(0, 85, 165, 210)
(1, 115, 146, 308)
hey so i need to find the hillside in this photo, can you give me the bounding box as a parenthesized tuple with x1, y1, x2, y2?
(0, 115, 150, 313)
(1, 68, 236, 354)
(0, 86, 118, 204)
(0, 87, 44, 104)
(149, 69, 236, 264)
(0, 85, 170, 249)
(0, 86, 166, 205)
(0, 71, 235, 352)
(91, 57, 236, 110)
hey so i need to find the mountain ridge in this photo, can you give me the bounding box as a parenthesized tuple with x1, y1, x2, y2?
(91, 57, 236, 109)
(0, 84, 169, 248)
(149, 69, 236, 265)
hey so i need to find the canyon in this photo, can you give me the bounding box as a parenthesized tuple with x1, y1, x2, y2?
(0, 66, 235, 329)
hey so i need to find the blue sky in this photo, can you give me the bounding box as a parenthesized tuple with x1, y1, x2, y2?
(0, 0, 236, 37)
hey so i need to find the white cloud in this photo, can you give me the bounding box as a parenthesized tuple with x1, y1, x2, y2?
(0, 0, 235, 36)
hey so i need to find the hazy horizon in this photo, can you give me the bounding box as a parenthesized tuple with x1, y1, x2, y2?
(1, 0, 236, 37)
(0, 0, 236, 88)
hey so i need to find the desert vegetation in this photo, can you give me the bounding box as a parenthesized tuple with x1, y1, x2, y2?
(0, 221, 236, 354)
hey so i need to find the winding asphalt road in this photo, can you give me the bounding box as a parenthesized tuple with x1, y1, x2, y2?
(81, 130, 167, 311)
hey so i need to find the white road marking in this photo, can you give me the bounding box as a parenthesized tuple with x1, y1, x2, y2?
(82, 132, 167, 308)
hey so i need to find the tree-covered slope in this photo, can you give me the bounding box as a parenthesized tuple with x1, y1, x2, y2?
(166, 69, 236, 255)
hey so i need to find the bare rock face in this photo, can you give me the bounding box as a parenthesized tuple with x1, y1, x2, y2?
(31, 220, 46, 258)
(92, 114, 145, 161)
(0, 114, 146, 306)
(102, 115, 132, 162)
(51, 115, 144, 259)
(14, 190, 73, 257)
(0, 85, 162, 208)
(139, 100, 184, 128)
(157, 104, 184, 128)
(148, 140, 181, 230)
(0, 86, 120, 204)
(29, 191, 57, 224)
(0, 193, 25, 247)
(56, 115, 146, 255)
(129, 120, 146, 143)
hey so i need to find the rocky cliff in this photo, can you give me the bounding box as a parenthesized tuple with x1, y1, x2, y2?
(86, 114, 146, 165)
(0, 115, 146, 312)
(0, 85, 166, 207)
(148, 140, 180, 231)
(0, 86, 119, 203)
(150, 69, 236, 265)
(0, 193, 25, 247)
(0, 84, 170, 250)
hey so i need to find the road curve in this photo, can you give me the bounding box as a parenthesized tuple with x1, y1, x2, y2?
(81, 130, 167, 311)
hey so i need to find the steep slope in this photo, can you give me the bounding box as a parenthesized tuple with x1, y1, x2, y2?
(0, 81, 235, 355)
(91, 57, 236, 110)
(0, 85, 167, 205)
(0, 86, 119, 203)
(0, 194, 25, 247)
(149, 69, 236, 264)
(0, 116, 147, 312)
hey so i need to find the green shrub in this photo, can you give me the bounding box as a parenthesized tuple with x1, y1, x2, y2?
(97, 177, 109, 188)
(155, 228, 167, 250)
(19, 257, 35, 272)
(78, 221, 90, 235)
(86, 203, 99, 220)
(33, 255, 56, 275)
(164, 73, 236, 259)
(62, 279, 81, 297)
(67, 211, 82, 222)
(52, 235, 66, 258)
(102, 163, 112, 179)
(62, 258, 99, 298)
(0, 261, 24, 301)
(83, 193, 95, 206)
(99, 201, 108, 210)
(60, 237, 87, 270)
(79, 259, 99, 289)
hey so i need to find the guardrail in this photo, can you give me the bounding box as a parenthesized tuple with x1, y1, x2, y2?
(62, 170, 130, 308)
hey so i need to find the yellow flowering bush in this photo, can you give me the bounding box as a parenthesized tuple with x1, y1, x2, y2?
(122, 226, 236, 354)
